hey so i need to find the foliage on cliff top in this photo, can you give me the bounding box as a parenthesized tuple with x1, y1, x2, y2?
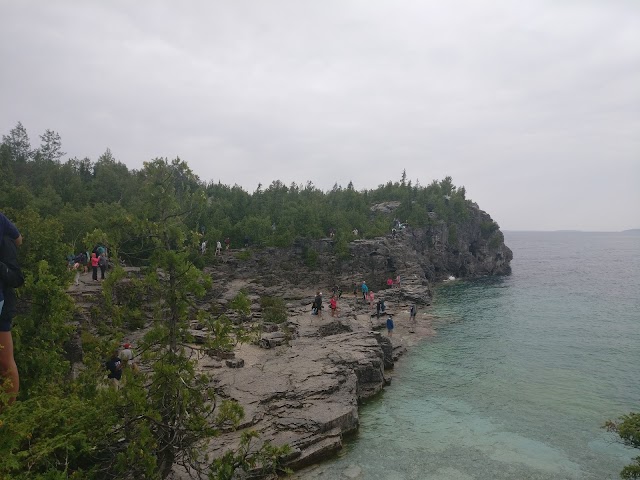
(1, 123, 483, 267)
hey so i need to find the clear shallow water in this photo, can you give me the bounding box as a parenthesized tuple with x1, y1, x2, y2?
(299, 231, 640, 480)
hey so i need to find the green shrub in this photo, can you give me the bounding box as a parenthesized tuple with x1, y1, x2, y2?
(260, 296, 287, 324)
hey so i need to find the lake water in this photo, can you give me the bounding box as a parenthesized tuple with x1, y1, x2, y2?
(299, 231, 640, 479)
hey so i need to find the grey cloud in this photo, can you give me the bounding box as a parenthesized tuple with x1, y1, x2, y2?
(1, 0, 638, 230)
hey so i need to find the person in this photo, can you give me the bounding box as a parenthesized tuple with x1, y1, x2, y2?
(0, 214, 21, 317)
(395, 275, 401, 288)
(73, 261, 81, 286)
(353, 282, 358, 297)
(368, 290, 375, 308)
(352, 228, 359, 237)
(379, 298, 386, 313)
(376, 299, 382, 318)
(215, 241, 222, 256)
(315, 292, 323, 317)
(98, 252, 108, 280)
(244, 236, 249, 248)
(120, 342, 136, 371)
(91, 252, 99, 281)
(361, 281, 369, 302)
(105, 349, 123, 385)
(386, 315, 394, 337)
(200, 240, 207, 255)
(410, 304, 417, 332)
(330, 295, 337, 317)
(0, 233, 25, 406)
(224, 237, 230, 251)
(392, 227, 397, 238)
(386, 278, 393, 288)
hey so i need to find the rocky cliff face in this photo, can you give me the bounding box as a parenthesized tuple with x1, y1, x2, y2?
(217, 203, 511, 307)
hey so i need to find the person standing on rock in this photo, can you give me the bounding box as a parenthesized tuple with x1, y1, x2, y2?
(315, 292, 323, 318)
(410, 304, 417, 323)
(386, 315, 394, 337)
(330, 295, 337, 317)
(98, 252, 108, 280)
(90, 252, 99, 281)
(224, 237, 230, 251)
(361, 281, 369, 302)
(215, 241, 222, 256)
(376, 299, 382, 318)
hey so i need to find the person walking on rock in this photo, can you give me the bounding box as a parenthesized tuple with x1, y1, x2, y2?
(361, 281, 369, 302)
(215, 241, 222, 256)
(410, 304, 417, 332)
(330, 295, 337, 317)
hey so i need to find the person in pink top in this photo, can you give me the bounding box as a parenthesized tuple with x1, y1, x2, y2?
(91, 252, 99, 281)
(330, 296, 337, 317)
(368, 291, 375, 308)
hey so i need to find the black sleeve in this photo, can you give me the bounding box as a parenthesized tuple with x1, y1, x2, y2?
(0, 237, 24, 289)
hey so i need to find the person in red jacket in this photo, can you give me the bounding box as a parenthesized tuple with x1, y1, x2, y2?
(91, 252, 99, 281)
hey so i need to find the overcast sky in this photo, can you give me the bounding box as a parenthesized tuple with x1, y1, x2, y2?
(1, 1, 638, 231)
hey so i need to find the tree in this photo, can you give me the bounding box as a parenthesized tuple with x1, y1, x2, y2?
(36, 129, 66, 163)
(1, 121, 32, 163)
(605, 413, 640, 479)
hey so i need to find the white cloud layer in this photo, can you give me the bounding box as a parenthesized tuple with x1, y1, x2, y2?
(1, 0, 639, 230)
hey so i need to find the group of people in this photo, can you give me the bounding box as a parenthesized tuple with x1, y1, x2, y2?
(312, 279, 418, 337)
(68, 246, 109, 284)
(105, 342, 136, 385)
(208, 236, 251, 256)
(0, 212, 24, 406)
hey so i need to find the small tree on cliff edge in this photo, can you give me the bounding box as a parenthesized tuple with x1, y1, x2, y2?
(107, 158, 288, 479)
(605, 413, 640, 479)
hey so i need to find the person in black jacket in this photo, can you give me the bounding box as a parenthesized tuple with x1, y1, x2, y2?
(0, 235, 25, 405)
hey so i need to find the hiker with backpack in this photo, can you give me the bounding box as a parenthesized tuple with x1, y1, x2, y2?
(98, 253, 108, 280)
(0, 214, 25, 405)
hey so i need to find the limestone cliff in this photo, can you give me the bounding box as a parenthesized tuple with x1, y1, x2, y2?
(215, 202, 511, 307)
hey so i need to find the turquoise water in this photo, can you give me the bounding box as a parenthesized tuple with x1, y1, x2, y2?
(303, 231, 640, 479)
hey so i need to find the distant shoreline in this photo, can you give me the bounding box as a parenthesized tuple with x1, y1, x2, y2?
(503, 229, 640, 234)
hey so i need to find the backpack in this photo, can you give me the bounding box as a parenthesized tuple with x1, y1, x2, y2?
(98, 256, 108, 268)
(0, 237, 24, 289)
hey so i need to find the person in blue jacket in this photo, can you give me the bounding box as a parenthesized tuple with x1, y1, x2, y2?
(386, 315, 394, 336)
(361, 281, 369, 302)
